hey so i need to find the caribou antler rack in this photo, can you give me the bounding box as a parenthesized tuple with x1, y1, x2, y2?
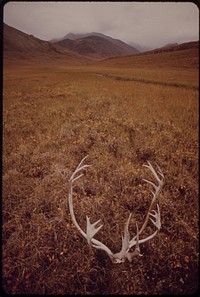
(68, 156, 164, 263)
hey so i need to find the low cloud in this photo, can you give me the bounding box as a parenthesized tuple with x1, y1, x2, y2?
(3, 2, 199, 48)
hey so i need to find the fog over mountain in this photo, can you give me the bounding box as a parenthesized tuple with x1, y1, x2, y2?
(3, 2, 199, 49)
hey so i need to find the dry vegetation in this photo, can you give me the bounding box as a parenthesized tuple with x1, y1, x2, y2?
(2, 56, 199, 294)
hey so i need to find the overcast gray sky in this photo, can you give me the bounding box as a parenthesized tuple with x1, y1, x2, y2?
(3, 1, 199, 48)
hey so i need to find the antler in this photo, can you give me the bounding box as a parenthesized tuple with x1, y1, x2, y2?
(68, 156, 164, 263)
(128, 161, 164, 249)
(68, 156, 114, 261)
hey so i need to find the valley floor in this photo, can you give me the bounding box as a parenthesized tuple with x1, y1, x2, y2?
(2, 58, 199, 294)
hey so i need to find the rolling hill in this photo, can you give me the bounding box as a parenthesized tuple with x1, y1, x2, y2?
(143, 41, 199, 55)
(97, 40, 199, 69)
(3, 23, 91, 64)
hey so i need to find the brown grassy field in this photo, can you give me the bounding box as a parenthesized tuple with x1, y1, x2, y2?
(2, 50, 199, 294)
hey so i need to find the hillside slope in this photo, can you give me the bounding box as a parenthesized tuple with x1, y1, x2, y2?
(97, 41, 199, 69)
(3, 23, 90, 63)
(55, 35, 135, 59)
(53, 32, 139, 58)
(144, 41, 199, 55)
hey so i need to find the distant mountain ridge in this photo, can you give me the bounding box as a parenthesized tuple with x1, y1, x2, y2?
(54, 35, 139, 59)
(51, 32, 139, 58)
(51, 31, 138, 51)
(3, 23, 199, 65)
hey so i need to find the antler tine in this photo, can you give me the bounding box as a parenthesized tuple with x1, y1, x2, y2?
(86, 216, 103, 244)
(142, 178, 157, 191)
(149, 204, 161, 230)
(126, 223, 143, 262)
(133, 161, 164, 236)
(155, 163, 164, 179)
(128, 204, 161, 249)
(143, 161, 161, 184)
(69, 155, 91, 183)
(112, 213, 132, 263)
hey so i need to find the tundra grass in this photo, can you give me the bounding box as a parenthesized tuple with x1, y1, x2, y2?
(2, 63, 199, 294)
(95, 72, 199, 90)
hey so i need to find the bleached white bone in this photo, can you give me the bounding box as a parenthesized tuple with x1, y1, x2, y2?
(68, 156, 164, 263)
